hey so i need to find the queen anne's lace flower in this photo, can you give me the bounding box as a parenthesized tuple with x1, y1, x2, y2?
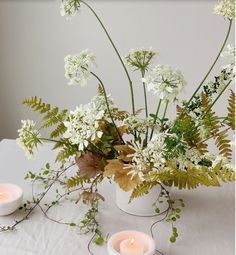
(124, 48, 156, 71)
(17, 120, 41, 159)
(123, 115, 155, 133)
(64, 50, 96, 86)
(143, 65, 186, 102)
(91, 94, 114, 113)
(63, 103, 104, 151)
(214, 0, 235, 20)
(126, 132, 167, 179)
(174, 148, 202, 170)
(60, 0, 80, 19)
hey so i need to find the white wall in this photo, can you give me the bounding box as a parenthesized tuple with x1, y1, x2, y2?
(0, 0, 234, 139)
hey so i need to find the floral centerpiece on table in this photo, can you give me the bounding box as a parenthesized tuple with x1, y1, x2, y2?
(3, 0, 235, 249)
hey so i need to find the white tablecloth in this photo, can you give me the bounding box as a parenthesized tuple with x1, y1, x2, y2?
(0, 139, 234, 255)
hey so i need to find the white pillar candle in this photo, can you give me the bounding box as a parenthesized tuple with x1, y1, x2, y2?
(120, 238, 144, 255)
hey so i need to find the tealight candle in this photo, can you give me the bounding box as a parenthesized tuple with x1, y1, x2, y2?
(107, 230, 155, 255)
(0, 183, 23, 216)
(0, 192, 14, 202)
(120, 238, 144, 255)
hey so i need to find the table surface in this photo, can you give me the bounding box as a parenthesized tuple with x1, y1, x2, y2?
(0, 139, 235, 255)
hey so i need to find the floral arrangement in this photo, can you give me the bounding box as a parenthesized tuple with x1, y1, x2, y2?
(2, 0, 235, 252)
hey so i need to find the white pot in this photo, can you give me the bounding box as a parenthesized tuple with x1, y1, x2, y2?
(116, 184, 168, 217)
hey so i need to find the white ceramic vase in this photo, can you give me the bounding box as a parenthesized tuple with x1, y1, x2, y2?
(116, 184, 168, 217)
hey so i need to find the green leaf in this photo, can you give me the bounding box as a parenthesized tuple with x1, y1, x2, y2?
(69, 223, 77, 227)
(170, 236, 176, 243)
(175, 208, 181, 213)
(94, 236, 104, 245)
(43, 170, 49, 175)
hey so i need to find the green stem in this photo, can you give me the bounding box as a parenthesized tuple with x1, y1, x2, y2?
(202, 80, 232, 118)
(141, 69, 149, 146)
(150, 99, 162, 141)
(80, 0, 135, 115)
(141, 70, 149, 119)
(186, 20, 232, 107)
(90, 71, 125, 144)
(40, 138, 60, 143)
(162, 101, 169, 121)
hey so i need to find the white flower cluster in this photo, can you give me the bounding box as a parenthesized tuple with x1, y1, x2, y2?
(64, 50, 96, 86)
(221, 44, 235, 74)
(60, 0, 80, 19)
(17, 120, 41, 159)
(63, 103, 104, 151)
(91, 94, 114, 113)
(174, 148, 202, 170)
(143, 65, 186, 102)
(123, 115, 155, 133)
(124, 48, 156, 71)
(204, 153, 235, 171)
(127, 132, 167, 179)
(214, 0, 235, 20)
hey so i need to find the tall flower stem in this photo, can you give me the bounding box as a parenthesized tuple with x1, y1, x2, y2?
(90, 71, 125, 144)
(80, 0, 135, 115)
(162, 101, 169, 123)
(150, 99, 162, 141)
(141, 70, 149, 119)
(186, 20, 232, 108)
(141, 69, 149, 146)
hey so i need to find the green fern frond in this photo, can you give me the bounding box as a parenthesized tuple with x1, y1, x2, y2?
(201, 93, 220, 136)
(129, 181, 157, 202)
(23, 96, 68, 131)
(56, 146, 77, 162)
(213, 162, 235, 182)
(215, 129, 232, 159)
(226, 90, 235, 130)
(172, 114, 208, 154)
(50, 123, 67, 139)
(42, 107, 59, 121)
(23, 96, 51, 114)
(65, 175, 87, 189)
(147, 162, 221, 190)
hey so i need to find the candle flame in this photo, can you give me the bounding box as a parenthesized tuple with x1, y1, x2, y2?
(0, 192, 3, 196)
(130, 238, 134, 245)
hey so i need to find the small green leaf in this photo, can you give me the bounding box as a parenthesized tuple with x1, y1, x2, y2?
(94, 236, 104, 245)
(43, 170, 49, 175)
(173, 232, 178, 237)
(95, 228, 102, 235)
(155, 208, 160, 213)
(175, 208, 181, 213)
(69, 223, 76, 227)
(170, 236, 176, 243)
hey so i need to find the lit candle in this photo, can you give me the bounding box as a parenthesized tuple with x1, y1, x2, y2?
(120, 238, 144, 255)
(0, 191, 14, 202)
(0, 183, 23, 216)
